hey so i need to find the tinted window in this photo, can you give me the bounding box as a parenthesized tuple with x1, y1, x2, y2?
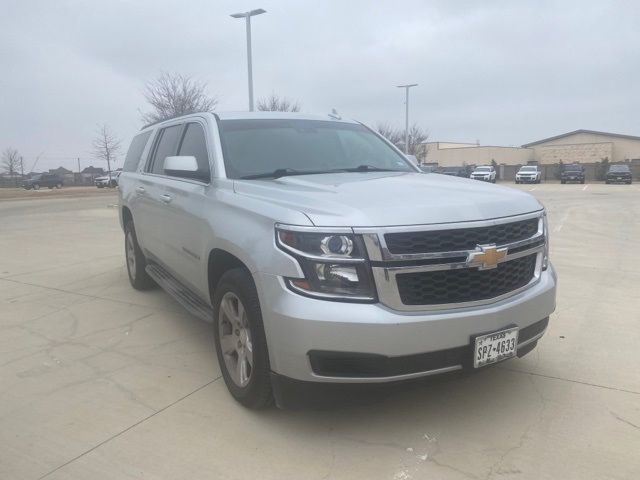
(149, 125, 182, 174)
(609, 165, 630, 172)
(177, 123, 210, 180)
(218, 119, 412, 179)
(123, 131, 152, 172)
(564, 165, 582, 171)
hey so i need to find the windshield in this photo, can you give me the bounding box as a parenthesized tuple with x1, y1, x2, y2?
(218, 119, 414, 179)
(475, 166, 491, 172)
(520, 166, 537, 172)
(564, 165, 582, 171)
(609, 165, 630, 172)
(31, 174, 42, 180)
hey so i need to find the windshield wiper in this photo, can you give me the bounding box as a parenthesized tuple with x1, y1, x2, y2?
(331, 165, 396, 173)
(240, 168, 330, 180)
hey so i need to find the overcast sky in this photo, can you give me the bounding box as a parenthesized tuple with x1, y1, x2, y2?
(2, 0, 640, 171)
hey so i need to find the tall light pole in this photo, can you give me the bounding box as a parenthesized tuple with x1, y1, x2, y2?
(231, 8, 266, 111)
(396, 84, 418, 154)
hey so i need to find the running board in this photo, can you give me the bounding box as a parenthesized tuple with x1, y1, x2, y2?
(145, 263, 213, 323)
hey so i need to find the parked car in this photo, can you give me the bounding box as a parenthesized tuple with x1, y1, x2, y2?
(438, 166, 471, 177)
(119, 112, 556, 409)
(95, 171, 121, 188)
(22, 174, 63, 190)
(605, 164, 632, 184)
(515, 165, 542, 184)
(470, 165, 497, 183)
(560, 164, 585, 184)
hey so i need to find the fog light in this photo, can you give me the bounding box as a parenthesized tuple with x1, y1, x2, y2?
(315, 264, 359, 283)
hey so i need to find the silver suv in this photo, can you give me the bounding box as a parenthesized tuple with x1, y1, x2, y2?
(119, 112, 557, 408)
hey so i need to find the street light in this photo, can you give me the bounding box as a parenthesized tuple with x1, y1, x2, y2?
(231, 8, 266, 112)
(396, 83, 418, 154)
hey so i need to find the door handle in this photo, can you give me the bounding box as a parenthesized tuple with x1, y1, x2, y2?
(135, 186, 146, 195)
(159, 193, 173, 204)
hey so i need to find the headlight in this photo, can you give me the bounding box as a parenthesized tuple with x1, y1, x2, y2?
(542, 212, 549, 270)
(276, 225, 376, 301)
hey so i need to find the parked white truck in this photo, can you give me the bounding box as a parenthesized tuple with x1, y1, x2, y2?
(119, 112, 556, 408)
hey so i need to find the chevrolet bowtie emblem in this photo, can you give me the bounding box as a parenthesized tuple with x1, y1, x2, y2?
(468, 245, 508, 270)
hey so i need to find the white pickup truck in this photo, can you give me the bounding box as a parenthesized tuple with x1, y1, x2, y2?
(118, 112, 556, 408)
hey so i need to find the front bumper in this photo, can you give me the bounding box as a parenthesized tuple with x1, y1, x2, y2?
(256, 264, 557, 383)
(606, 176, 632, 183)
(516, 176, 537, 183)
(471, 176, 491, 181)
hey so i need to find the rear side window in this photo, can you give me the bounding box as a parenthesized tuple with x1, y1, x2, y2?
(149, 125, 182, 174)
(123, 131, 152, 172)
(177, 123, 211, 180)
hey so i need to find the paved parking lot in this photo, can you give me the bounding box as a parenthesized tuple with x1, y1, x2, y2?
(1, 183, 639, 480)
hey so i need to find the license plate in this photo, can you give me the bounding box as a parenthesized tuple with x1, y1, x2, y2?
(474, 327, 519, 368)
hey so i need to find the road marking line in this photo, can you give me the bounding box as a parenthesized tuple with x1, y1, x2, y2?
(582, 184, 589, 191)
(529, 187, 537, 191)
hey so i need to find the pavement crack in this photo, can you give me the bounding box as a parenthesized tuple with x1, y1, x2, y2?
(610, 411, 640, 431)
(37, 376, 222, 480)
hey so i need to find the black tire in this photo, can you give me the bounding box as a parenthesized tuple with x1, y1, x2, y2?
(55, 183, 62, 189)
(213, 268, 273, 409)
(605, 180, 610, 184)
(561, 180, 566, 184)
(33, 184, 40, 190)
(97, 185, 104, 188)
(124, 221, 156, 290)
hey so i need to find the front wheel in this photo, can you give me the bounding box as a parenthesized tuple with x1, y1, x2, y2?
(213, 269, 273, 409)
(124, 221, 156, 290)
(33, 184, 40, 190)
(55, 183, 62, 189)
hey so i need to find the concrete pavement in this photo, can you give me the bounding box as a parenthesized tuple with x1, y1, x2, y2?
(1, 183, 639, 480)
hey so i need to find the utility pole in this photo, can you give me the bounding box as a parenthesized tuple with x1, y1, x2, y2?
(77, 157, 81, 173)
(396, 84, 418, 154)
(231, 8, 266, 111)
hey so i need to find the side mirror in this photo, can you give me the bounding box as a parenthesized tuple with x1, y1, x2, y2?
(406, 154, 419, 165)
(164, 156, 206, 180)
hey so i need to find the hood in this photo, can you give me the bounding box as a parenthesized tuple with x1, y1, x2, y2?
(233, 172, 543, 227)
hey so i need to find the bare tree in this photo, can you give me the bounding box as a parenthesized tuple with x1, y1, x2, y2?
(376, 122, 429, 157)
(256, 93, 301, 112)
(92, 124, 122, 174)
(2, 147, 21, 175)
(376, 123, 403, 147)
(141, 72, 218, 124)
(407, 124, 429, 156)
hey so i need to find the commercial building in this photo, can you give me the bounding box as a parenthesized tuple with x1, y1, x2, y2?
(421, 130, 640, 181)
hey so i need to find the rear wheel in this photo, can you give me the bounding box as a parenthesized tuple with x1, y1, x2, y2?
(33, 184, 40, 190)
(213, 268, 273, 409)
(124, 221, 156, 290)
(55, 183, 62, 189)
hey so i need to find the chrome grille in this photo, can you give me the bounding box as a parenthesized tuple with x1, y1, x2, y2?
(396, 254, 537, 305)
(358, 212, 546, 311)
(384, 218, 539, 254)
